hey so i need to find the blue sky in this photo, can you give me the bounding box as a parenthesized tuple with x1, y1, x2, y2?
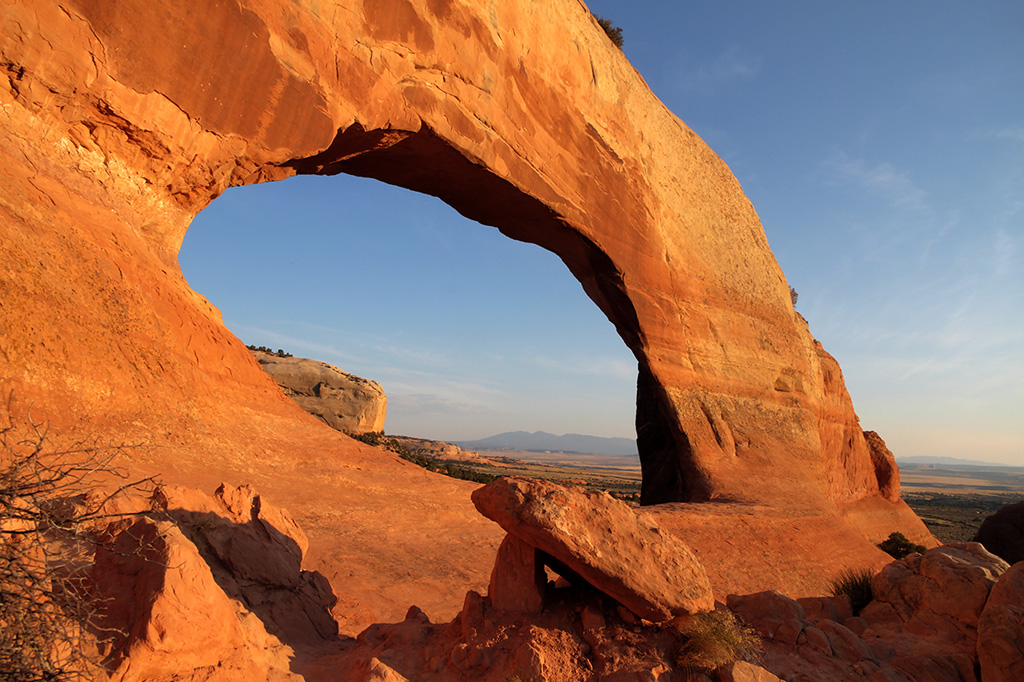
(181, 1, 1023, 465)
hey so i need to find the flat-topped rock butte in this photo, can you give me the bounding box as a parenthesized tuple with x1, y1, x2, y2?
(1, 0, 932, 629)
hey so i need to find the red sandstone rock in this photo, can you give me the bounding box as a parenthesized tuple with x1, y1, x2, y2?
(643, 497, 930, 604)
(717, 661, 784, 682)
(973, 501, 1024, 566)
(254, 351, 388, 434)
(0, 0, 930, 580)
(863, 431, 900, 503)
(1, 3, 947, 673)
(798, 595, 853, 623)
(817, 620, 875, 664)
(488, 534, 546, 613)
(871, 543, 1009, 627)
(977, 561, 1024, 682)
(150, 483, 340, 643)
(727, 590, 805, 636)
(277, 516, 1009, 682)
(473, 477, 714, 621)
(91, 518, 299, 682)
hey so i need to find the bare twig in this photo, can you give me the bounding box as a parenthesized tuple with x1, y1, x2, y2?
(1, 397, 156, 681)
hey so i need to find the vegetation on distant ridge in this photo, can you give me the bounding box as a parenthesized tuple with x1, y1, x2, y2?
(830, 567, 874, 615)
(593, 15, 624, 49)
(246, 344, 292, 358)
(877, 531, 927, 559)
(669, 610, 762, 673)
(349, 431, 498, 485)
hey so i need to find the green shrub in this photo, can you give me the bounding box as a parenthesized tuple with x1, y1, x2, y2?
(670, 610, 762, 673)
(877, 532, 927, 559)
(593, 15, 624, 49)
(245, 344, 292, 358)
(830, 568, 874, 615)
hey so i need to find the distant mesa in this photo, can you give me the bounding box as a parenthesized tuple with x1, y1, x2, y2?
(390, 435, 482, 462)
(457, 431, 639, 457)
(897, 456, 1023, 469)
(251, 349, 387, 435)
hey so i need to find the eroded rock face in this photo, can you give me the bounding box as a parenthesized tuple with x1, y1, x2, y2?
(253, 351, 387, 434)
(472, 477, 714, 621)
(974, 501, 1024, 566)
(91, 483, 340, 681)
(977, 561, 1024, 682)
(871, 543, 1009, 627)
(315, 541, 1014, 682)
(151, 483, 340, 643)
(92, 518, 302, 682)
(81, 485, 1012, 682)
(0, 0, 929, 513)
(1, 0, 932, 614)
(863, 430, 900, 503)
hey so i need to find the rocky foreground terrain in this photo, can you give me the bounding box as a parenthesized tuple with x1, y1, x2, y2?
(62, 476, 1024, 681)
(2, 0, 1019, 680)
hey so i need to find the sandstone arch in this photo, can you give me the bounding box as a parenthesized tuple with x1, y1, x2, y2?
(1, 0, 931, 610)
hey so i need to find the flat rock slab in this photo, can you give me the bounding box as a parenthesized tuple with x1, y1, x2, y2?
(471, 476, 713, 621)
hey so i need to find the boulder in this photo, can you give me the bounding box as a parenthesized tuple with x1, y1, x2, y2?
(816, 620, 875, 664)
(871, 543, 1009, 627)
(472, 477, 714, 621)
(977, 561, 1024, 682)
(727, 591, 805, 636)
(254, 351, 387, 434)
(150, 483, 339, 642)
(91, 518, 300, 682)
(488, 534, 546, 613)
(717, 661, 784, 682)
(798, 595, 853, 623)
(973, 501, 1024, 566)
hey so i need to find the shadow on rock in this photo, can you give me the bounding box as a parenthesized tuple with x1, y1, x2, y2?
(155, 483, 340, 645)
(91, 483, 340, 682)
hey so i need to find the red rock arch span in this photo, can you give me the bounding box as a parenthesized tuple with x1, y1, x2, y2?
(0, 0, 930, 549)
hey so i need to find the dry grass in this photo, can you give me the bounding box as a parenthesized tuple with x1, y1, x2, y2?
(830, 567, 874, 616)
(669, 610, 763, 673)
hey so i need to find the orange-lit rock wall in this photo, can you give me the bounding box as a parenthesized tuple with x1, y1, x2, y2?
(0, 0, 930, 547)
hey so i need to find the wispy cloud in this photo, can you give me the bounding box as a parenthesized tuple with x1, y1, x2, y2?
(387, 393, 493, 416)
(533, 354, 636, 381)
(995, 125, 1024, 143)
(671, 45, 762, 94)
(824, 151, 933, 217)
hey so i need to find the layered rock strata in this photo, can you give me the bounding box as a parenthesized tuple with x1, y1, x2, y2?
(253, 351, 387, 434)
(1, 0, 932, 619)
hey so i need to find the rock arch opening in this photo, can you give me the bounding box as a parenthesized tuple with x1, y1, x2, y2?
(182, 140, 641, 455)
(276, 123, 706, 503)
(0, 0, 938, 634)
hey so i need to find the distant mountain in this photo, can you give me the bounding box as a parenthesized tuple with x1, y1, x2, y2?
(456, 431, 638, 457)
(896, 455, 1023, 469)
